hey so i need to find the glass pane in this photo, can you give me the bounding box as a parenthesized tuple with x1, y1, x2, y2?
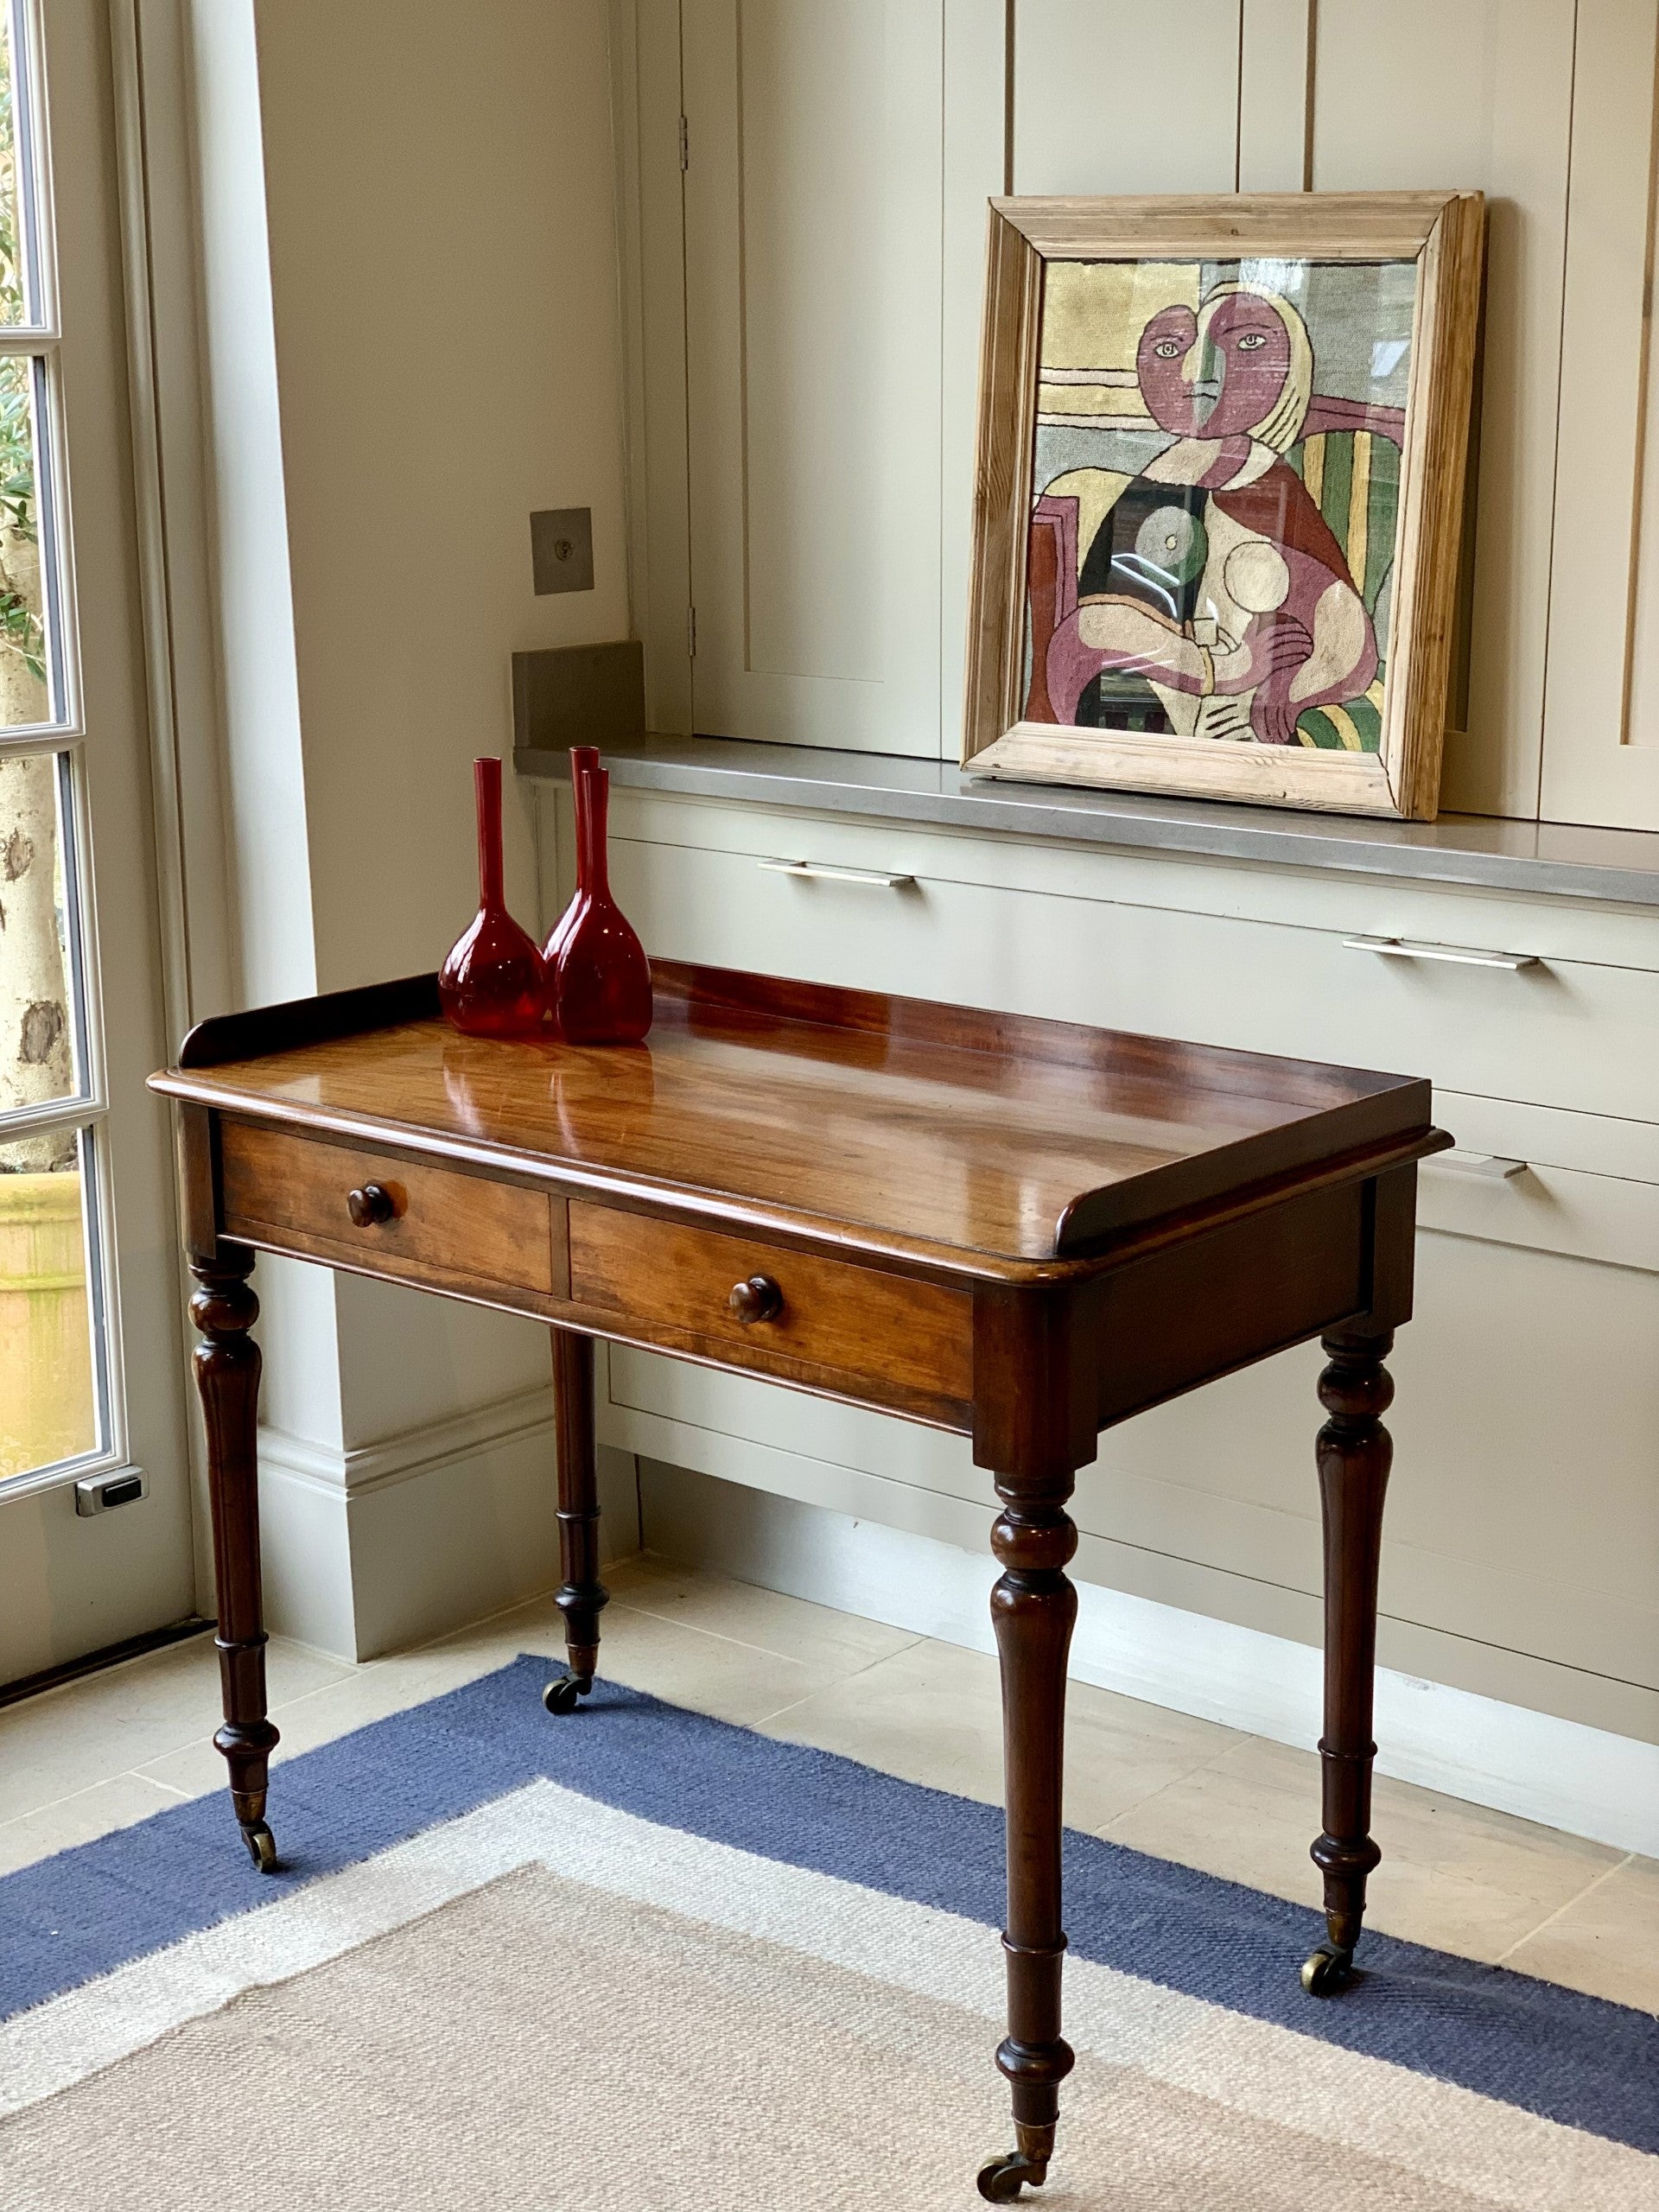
(1025, 255, 1415, 751)
(0, 747, 81, 1111)
(0, 1122, 99, 1478)
(0, 0, 36, 327)
(0, 356, 48, 724)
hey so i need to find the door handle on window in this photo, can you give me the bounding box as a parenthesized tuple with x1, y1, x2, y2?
(759, 859, 914, 888)
(1342, 935, 1538, 970)
(1423, 1151, 1528, 1181)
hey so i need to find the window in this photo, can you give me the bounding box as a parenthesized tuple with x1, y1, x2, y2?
(0, 1, 111, 1487)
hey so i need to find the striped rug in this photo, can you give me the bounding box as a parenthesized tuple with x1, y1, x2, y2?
(2, 1659, 1655, 2208)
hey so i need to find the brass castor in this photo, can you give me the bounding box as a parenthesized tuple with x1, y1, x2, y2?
(542, 1675, 588, 1716)
(1300, 1941, 1354, 1997)
(240, 1820, 278, 1873)
(976, 2152, 1047, 2201)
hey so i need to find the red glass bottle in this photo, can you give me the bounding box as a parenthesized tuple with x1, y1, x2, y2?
(438, 756, 547, 1038)
(540, 746, 594, 995)
(549, 746, 652, 1045)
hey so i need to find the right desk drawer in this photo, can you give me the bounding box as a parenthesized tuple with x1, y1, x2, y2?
(568, 1201, 973, 1407)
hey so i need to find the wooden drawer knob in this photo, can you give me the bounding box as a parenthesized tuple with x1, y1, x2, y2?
(346, 1182, 398, 1228)
(728, 1273, 782, 1325)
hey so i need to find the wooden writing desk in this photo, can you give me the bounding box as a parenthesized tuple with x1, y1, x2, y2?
(150, 962, 1447, 2202)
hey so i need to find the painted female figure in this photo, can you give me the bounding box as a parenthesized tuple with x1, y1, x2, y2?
(1043, 282, 1377, 746)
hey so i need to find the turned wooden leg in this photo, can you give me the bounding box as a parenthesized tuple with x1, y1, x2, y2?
(543, 1326, 607, 1715)
(190, 1246, 280, 1873)
(979, 1483, 1079, 2202)
(1303, 1326, 1395, 1996)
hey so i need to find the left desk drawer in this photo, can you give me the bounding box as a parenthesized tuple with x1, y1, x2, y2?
(219, 1120, 557, 1294)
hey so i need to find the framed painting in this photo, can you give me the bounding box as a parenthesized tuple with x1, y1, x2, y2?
(962, 194, 1485, 820)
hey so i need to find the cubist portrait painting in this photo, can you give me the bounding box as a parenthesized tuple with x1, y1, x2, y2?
(1024, 257, 1415, 755)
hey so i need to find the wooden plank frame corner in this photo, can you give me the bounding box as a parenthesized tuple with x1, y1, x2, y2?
(1387, 191, 1487, 822)
(960, 192, 1486, 823)
(963, 204, 1045, 764)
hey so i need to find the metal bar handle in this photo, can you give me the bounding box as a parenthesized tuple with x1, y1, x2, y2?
(1422, 1150, 1529, 1181)
(759, 859, 915, 888)
(1342, 935, 1538, 970)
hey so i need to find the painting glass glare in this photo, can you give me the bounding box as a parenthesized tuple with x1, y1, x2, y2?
(1023, 257, 1416, 756)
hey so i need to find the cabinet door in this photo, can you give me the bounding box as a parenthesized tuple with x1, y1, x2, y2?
(1306, 0, 1576, 821)
(1010, 1, 1242, 194)
(1539, 0, 1659, 831)
(682, 0, 948, 754)
(1010, 1, 1574, 823)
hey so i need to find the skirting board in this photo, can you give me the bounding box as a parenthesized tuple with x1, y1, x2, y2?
(636, 1459, 1659, 1861)
(256, 1389, 640, 1661)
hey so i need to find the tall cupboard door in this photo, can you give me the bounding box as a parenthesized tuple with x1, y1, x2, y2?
(681, 0, 949, 754)
(1009, 1, 1243, 195)
(1306, 0, 1575, 823)
(1539, 0, 1659, 831)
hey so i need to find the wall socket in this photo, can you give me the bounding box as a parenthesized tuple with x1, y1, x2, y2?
(530, 506, 594, 594)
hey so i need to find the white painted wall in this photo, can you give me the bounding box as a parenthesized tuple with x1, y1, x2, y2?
(175, 0, 635, 1654)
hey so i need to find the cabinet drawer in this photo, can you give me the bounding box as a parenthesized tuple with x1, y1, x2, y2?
(1421, 1096, 1659, 1274)
(219, 1121, 557, 1294)
(604, 823, 1659, 1126)
(568, 1202, 972, 1404)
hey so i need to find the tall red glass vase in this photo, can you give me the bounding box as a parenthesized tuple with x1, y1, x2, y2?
(439, 756, 547, 1038)
(546, 747, 652, 1045)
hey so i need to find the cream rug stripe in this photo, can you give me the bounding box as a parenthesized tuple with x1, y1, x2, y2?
(0, 1867, 1510, 2212)
(2, 1780, 1652, 2210)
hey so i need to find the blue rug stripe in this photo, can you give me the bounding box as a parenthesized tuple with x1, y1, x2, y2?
(2, 1658, 1654, 2158)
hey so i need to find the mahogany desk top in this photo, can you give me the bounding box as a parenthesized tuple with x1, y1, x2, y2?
(150, 961, 1446, 2199)
(156, 961, 1434, 1276)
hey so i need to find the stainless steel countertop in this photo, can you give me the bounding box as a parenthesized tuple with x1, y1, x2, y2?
(515, 734, 1659, 909)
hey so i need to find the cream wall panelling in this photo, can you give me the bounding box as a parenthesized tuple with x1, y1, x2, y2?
(1014, 0, 1580, 820)
(941, 1, 1007, 767)
(1014, 0, 1577, 820)
(634, 1, 1592, 811)
(632, 1459, 1659, 1859)
(1009, 0, 1317, 195)
(611, 0, 693, 739)
(679, 0, 951, 754)
(1540, 0, 1659, 831)
(1011, 1, 1243, 195)
(1308, 0, 1576, 823)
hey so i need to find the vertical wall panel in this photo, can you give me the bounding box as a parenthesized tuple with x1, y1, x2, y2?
(1237, 0, 1310, 190)
(1011, 0, 1242, 194)
(1310, 0, 1575, 821)
(940, 0, 1009, 759)
(1541, 0, 1659, 831)
(613, 0, 693, 736)
(683, 0, 946, 753)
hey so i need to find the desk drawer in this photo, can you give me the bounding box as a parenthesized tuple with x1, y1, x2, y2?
(220, 1121, 557, 1294)
(568, 1202, 972, 1403)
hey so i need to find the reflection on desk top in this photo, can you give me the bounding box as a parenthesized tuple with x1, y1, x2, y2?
(151, 962, 1443, 1276)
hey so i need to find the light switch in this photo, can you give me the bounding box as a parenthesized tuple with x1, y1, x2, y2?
(531, 506, 594, 594)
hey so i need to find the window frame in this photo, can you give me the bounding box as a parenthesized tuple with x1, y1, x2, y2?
(0, 0, 129, 1497)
